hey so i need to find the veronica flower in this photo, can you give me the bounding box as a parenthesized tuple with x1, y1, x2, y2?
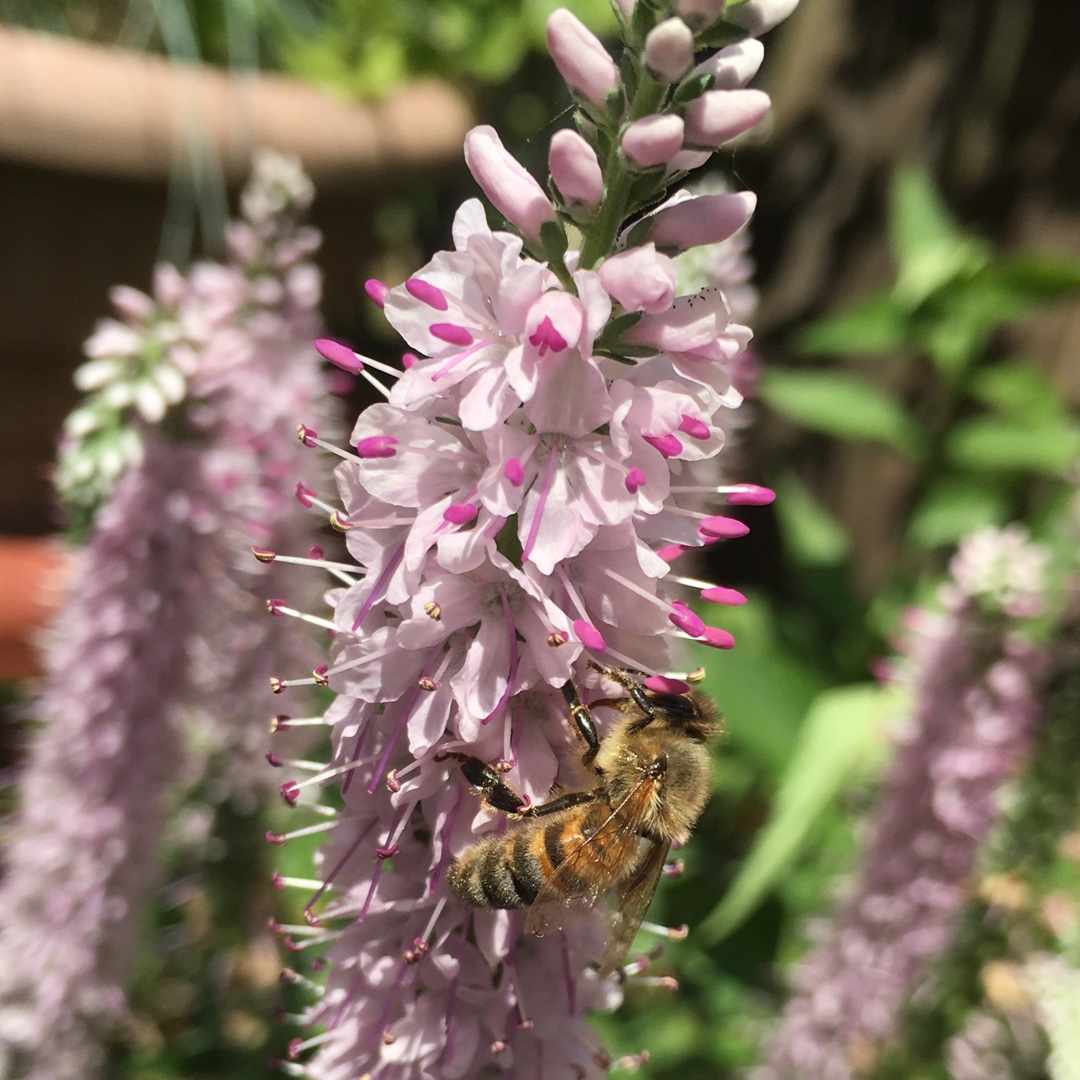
(0, 151, 331, 1078)
(756, 525, 1050, 1080)
(269, 4, 797, 1075)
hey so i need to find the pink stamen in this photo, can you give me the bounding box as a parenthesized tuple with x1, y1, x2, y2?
(402, 351, 418, 369)
(668, 601, 704, 637)
(297, 423, 318, 447)
(522, 443, 559, 563)
(656, 543, 691, 563)
(295, 482, 315, 508)
(356, 435, 399, 459)
(700, 627, 736, 649)
(699, 515, 750, 538)
(528, 314, 569, 356)
(504, 457, 525, 486)
(643, 433, 682, 458)
(443, 501, 479, 525)
(726, 484, 776, 506)
(351, 543, 405, 631)
(625, 467, 647, 494)
(573, 620, 606, 651)
(678, 414, 710, 440)
(313, 338, 363, 374)
(405, 277, 450, 310)
(701, 585, 747, 605)
(430, 322, 474, 347)
(482, 588, 520, 725)
(364, 279, 389, 308)
(644, 675, 690, 695)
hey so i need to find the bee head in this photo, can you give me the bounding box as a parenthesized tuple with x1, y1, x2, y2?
(636, 688, 721, 742)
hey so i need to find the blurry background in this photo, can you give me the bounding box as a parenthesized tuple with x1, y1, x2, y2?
(2, 0, 1080, 1076)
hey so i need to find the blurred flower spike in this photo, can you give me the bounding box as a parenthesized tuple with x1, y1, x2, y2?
(268, 2, 799, 1076)
(0, 150, 333, 1078)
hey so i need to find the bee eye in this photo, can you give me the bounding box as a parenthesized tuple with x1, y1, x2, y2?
(646, 693, 697, 720)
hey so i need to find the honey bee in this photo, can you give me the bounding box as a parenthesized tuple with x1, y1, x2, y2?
(445, 665, 720, 975)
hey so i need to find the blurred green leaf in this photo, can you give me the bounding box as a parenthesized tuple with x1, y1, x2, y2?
(794, 291, 907, 357)
(946, 418, 1080, 474)
(772, 471, 850, 567)
(993, 253, 1080, 302)
(698, 684, 895, 944)
(693, 598, 827, 778)
(890, 165, 988, 307)
(907, 476, 1008, 549)
(970, 361, 1069, 424)
(760, 370, 926, 460)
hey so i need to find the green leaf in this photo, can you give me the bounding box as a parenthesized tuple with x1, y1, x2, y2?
(946, 418, 1080, 474)
(794, 291, 907, 357)
(698, 684, 895, 944)
(970, 361, 1069, 425)
(759, 369, 926, 460)
(772, 471, 850, 567)
(993, 254, 1080, 302)
(890, 165, 988, 306)
(907, 477, 1008, 549)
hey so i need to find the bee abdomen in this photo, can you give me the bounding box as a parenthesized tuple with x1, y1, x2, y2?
(448, 829, 546, 910)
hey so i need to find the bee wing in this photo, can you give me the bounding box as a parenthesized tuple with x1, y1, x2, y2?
(598, 836, 670, 976)
(524, 770, 658, 940)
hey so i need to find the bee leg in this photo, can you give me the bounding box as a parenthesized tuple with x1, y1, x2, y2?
(587, 663, 657, 719)
(438, 752, 532, 814)
(560, 680, 601, 768)
(440, 751, 597, 818)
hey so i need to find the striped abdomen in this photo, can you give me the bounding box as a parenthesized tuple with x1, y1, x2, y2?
(448, 802, 630, 910)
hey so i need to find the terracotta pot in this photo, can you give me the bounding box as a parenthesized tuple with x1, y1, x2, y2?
(0, 537, 68, 681)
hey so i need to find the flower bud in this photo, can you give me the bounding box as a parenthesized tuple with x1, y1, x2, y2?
(598, 244, 678, 314)
(644, 18, 695, 83)
(683, 89, 771, 148)
(549, 129, 604, 210)
(725, 0, 801, 35)
(547, 8, 620, 108)
(675, 0, 725, 29)
(646, 191, 756, 252)
(622, 114, 685, 169)
(692, 39, 765, 89)
(463, 125, 556, 244)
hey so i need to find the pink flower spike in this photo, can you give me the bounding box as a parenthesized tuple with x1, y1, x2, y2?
(401, 351, 418, 369)
(643, 433, 683, 458)
(699, 515, 750, 538)
(678, 414, 711, 440)
(547, 8, 620, 108)
(625, 467, 647, 494)
(364, 279, 389, 308)
(700, 585, 748, 605)
(644, 675, 691, 695)
(669, 602, 705, 637)
(726, 484, 776, 505)
(356, 435, 399, 459)
(684, 89, 772, 148)
(549, 129, 604, 210)
(405, 278, 449, 311)
(429, 323, 475, 347)
(701, 627, 736, 650)
(573, 619, 607, 651)
(504, 458, 525, 486)
(314, 338, 363, 374)
(295, 482, 316, 508)
(463, 125, 556, 244)
(443, 501, 479, 525)
(647, 191, 757, 252)
(622, 114, 686, 169)
(644, 18, 695, 83)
